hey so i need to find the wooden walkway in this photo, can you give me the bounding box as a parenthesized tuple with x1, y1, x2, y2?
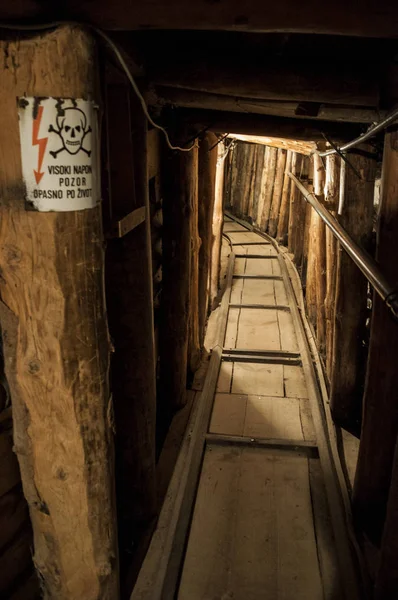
(132, 213, 363, 600)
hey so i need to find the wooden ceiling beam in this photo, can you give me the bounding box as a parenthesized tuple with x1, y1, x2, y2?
(2, 1, 398, 37)
(153, 87, 385, 124)
(149, 61, 379, 107)
(175, 108, 364, 143)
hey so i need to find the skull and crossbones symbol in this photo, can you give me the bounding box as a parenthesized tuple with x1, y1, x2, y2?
(49, 108, 91, 158)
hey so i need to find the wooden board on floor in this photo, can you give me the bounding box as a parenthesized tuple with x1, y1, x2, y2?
(178, 445, 323, 600)
(216, 361, 233, 393)
(223, 222, 249, 232)
(232, 362, 284, 396)
(237, 308, 281, 350)
(278, 311, 299, 352)
(228, 231, 269, 244)
(233, 244, 278, 256)
(210, 392, 311, 441)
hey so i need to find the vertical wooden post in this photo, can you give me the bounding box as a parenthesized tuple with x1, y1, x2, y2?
(104, 73, 158, 579)
(0, 26, 118, 598)
(353, 133, 398, 544)
(198, 133, 218, 346)
(324, 154, 340, 378)
(276, 150, 292, 245)
(268, 148, 287, 238)
(161, 140, 198, 409)
(188, 146, 201, 373)
(246, 145, 257, 219)
(301, 159, 314, 283)
(252, 146, 266, 226)
(210, 143, 226, 308)
(255, 146, 270, 228)
(287, 152, 302, 254)
(293, 156, 309, 266)
(330, 146, 375, 430)
(314, 155, 327, 355)
(260, 146, 278, 231)
(305, 154, 325, 331)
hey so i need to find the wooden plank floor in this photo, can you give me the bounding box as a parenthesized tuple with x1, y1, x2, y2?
(177, 216, 342, 600)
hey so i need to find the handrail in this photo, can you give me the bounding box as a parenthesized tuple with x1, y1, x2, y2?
(287, 172, 398, 320)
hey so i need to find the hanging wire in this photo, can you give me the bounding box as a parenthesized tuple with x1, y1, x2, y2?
(0, 20, 196, 152)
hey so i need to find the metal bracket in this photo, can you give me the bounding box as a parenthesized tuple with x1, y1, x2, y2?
(110, 206, 146, 238)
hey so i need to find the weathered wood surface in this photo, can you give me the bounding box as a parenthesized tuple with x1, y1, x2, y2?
(151, 61, 378, 106)
(268, 148, 287, 237)
(154, 88, 383, 124)
(324, 154, 339, 378)
(260, 146, 278, 231)
(3, 1, 398, 37)
(287, 153, 302, 254)
(210, 143, 227, 307)
(0, 25, 118, 598)
(105, 77, 157, 578)
(353, 131, 398, 545)
(276, 150, 293, 244)
(198, 133, 218, 344)
(188, 144, 201, 373)
(179, 109, 362, 143)
(330, 146, 376, 430)
(161, 140, 198, 408)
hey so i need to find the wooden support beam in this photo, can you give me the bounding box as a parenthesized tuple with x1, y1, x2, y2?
(0, 25, 118, 598)
(329, 146, 375, 431)
(154, 87, 384, 124)
(276, 150, 293, 245)
(268, 148, 287, 238)
(104, 76, 158, 580)
(3, 2, 398, 37)
(324, 154, 340, 379)
(176, 109, 363, 143)
(161, 139, 198, 408)
(151, 62, 378, 106)
(210, 143, 226, 308)
(287, 153, 303, 254)
(198, 133, 218, 346)
(353, 132, 398, 545)
(260, 146, 278, 231)
(188, 144, 201, 373)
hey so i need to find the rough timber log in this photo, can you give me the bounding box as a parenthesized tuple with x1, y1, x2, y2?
(268, 148, 287, 238)
(198, 133, 218, 345)
(161, 139, 198, 409)
(353, 132, 398, 545)
(2, 2, 398, 37)
(276, 150, 293, 244)
(210, 143, 226, 308)
(105, 77, 157, 576)
(0, 25, 118, 598)
(151, 61, 378, 106)
(330, 146, 376, 431)
(188, 144, 201, 373)
(260, 146, 278, 231)
(287, 153, 303, 253)
(324, 154, 340, 378)
(154, 87, 384, 124)
(178, 109, 362, 143)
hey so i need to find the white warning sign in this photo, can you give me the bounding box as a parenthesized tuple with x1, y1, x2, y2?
(18, 97, 100, 212)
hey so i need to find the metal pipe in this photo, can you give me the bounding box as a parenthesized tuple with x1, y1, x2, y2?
(317, 106, 398, 158)
(288, 172, 398, 320)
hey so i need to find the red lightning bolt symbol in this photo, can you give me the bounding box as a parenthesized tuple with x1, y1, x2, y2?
(32, 105, 48, 184)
